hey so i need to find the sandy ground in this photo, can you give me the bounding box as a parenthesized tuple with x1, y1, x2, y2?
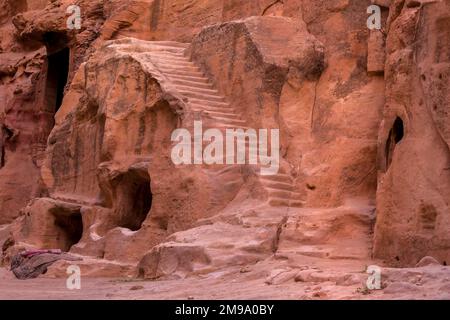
(2, 255, 450, 300)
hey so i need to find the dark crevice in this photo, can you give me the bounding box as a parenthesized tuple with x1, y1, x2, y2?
(261, 0, 284, 16)
(273, 215, 289, 253)
(3, 126, 14, 140)
(393, 117, 404, 143)
(0, 144, 5, 168)
(43, 32, 69, 54)
(45, 47, 70, 117)
(385, 117, 404, 170)
(406, 0, 422, 8)
(0, 125, 15, 169)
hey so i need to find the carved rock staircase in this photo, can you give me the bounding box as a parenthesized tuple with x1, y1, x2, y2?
(138, 41, 305, 208)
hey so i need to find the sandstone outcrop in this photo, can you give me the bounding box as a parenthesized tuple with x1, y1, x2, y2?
(0, 0, 387, 277)
(0, 0, 449, 300)
(8, 17, 325, 270)
(373, 0, 450, 267)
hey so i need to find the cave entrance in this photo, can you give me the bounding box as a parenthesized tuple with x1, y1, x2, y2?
(52, 209, 83, 252)
(0, 144, 4, 168)
(0, 125, 15, 169)
(117, 171, 152, 231)
(385, 117, 404, 170)
(45, 47, 70, 115)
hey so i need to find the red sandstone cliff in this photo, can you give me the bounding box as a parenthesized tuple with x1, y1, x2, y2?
(0, 0, 449, 299)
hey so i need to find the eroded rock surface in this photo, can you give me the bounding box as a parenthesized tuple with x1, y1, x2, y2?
(0, 0, 449, 300)
(374, 0, 450, 267)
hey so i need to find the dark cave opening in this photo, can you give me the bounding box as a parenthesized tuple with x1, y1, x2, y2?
(392, 117, 404, 143)
(45, 47, 70, 115)
(0, 126, 14, 169)
(0, 144, 4, 169)
(53, 210, 83, 252)
(386, 117, 404, 170)
(118, 172, 152, 231)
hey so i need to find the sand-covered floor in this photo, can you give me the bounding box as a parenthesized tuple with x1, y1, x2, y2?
(2, 256, 450, 300)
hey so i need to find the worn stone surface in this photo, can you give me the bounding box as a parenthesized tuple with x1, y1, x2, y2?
(367, 30, 386, 74)
(373, 0, 450, 267)
(0, 0, 135, 224)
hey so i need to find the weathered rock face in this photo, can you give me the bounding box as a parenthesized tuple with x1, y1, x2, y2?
(1, 0, 382, 275)
(0, 0, 448, 283)
(374, 0, 450, 267)
(0, 0, 49, 224)
(0, 0, 131, 224)
(12, 40, 199, 263)
(9, 18, 325, 265)
(189, 15, 325, 141)
(295, 0, 385, 208)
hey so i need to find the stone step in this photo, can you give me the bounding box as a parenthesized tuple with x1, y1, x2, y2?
(266, 188, 292, 199)
(185, 126, 253, 139)
(185, 132, 256, 142)
(148, 52, 189, 60)
(268, 197, 290, 207)
(147, 41, 190, 49)
(214, 124, 251, 130)
(290, 191, 305, 201)
(190, 103, 236, 113)
(261, 181, 294, 191)
(180, 91, 226, 102)
(147, 50, 189, 56)
(265, 188, 304, 200)
(148, 53, 190, 61)
(259, 174, 292, 183)
(173, 84, 219, 95)
(290, 200, 305, 208)
(155, 63, 201, 73)
(149, 57, 193, 67)
(207, 121, 248, 130)
(168, 74, 210, 84)
(206, 115, 246, 125)
(145, 46, 186, 54)
(205, 146, 268, 156)
(187, 98, 228, 107)
(291, 246, 333, 259)
(172, 79, 214, 89)
(191, 109, 239, 119)
(162, 70, 205, 78)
